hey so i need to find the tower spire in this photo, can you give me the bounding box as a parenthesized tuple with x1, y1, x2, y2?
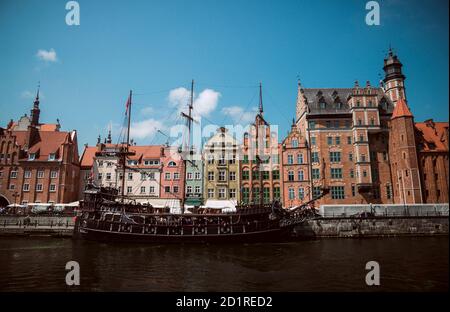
(30, 82, 41, 126)
(258, 82, 263, 115)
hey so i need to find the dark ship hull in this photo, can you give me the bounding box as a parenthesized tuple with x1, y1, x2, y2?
(73, 186, 324, 244)
(74, 219, 293, 244)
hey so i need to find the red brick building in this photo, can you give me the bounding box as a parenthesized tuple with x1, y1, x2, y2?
(240, 84, 282, 204)
(292, 49, 448, 206)
(0, 91, 80, 207)
(415, 120, 449, 203)
(281, 120, 310, 207)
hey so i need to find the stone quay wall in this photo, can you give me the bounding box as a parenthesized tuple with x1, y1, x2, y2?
(0, 216, 75, 237)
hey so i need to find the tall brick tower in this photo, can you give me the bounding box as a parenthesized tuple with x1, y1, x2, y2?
(382, 48, 406, 105)
(389, 98, 423, 204)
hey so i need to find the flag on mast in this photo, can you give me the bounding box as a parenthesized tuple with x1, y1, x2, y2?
(125, 94, 131, 115)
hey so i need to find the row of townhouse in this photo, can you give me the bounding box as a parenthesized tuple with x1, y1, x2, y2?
(1, 50, 448, 210)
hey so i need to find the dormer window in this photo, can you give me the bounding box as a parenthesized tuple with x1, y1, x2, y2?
(48, 153, 56, 161)
(28, 153, 36, 161)
(168, 161, 177, 167)
(319, 101, 326, 109)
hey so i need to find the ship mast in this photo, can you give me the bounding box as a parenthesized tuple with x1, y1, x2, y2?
(180, 80, 194, 213)
(258, 82, 263, 207)
(121, 90, 132, 205)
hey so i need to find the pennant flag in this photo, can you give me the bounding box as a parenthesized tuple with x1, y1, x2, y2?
(125, 95, 131, 115)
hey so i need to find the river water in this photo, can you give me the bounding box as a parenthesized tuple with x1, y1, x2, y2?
(0, 237, 447, 291)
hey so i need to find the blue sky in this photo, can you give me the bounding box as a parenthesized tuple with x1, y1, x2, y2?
(0, 0, 448, 149)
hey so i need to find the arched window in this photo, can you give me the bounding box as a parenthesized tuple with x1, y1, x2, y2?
(168, 161, 176, 167)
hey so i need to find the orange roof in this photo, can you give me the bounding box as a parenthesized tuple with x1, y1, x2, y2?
(79, 144, 163, 168)
(40, 124, 59, 131)
(391, 98, 413, 119)
(415, 121, 449, 152)
(80, 146, 97, 168)
(129, 145, 162, 160)
(27, 131, 70, 160)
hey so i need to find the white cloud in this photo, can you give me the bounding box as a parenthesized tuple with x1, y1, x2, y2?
(222, 106, 258, 124)
(168, 87, 221, 118)
(36, 48, 58, 62)
(140, 106, 154, 117)
(130, 118, 163, 140)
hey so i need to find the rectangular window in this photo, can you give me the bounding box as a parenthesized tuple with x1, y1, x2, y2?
(329, 152, 341, 162)
(165, 172, 171, 180)
(186, 186, 192, 194)
(97, 173, 102, 180)
(28, 153, 36, 161)
(252, 170, 259, 180)
(24, 171, 31, 179)
(263, 171, 270, 180)
(288, 171, 294, 181)
(273, 187, 280, 200)
(23, 183, 30, 191)
(165, 186, 171, 193)
(9, 184, 15, 190)
(272, 170, 280, 180)
(150, 186, 155, 194)
(272, 154, 279, 164)
(37, 171, 44, 178)
(195, 172, 201, 180)
(287, 155, 293, 164)
(106, 173, 112, 181)
(48, 153, 56, 161)
(311, 152, 319, 163)
(10, 171, 18, 179)
(229, 171, 236, 181)
(309, 121, 316, 129)
(242, 170, 249, 180)
(386, 185, 392, 199)
(195, 186, 201, 194)
(218, 171, 226, 181)
(218, 188, 226, 199)
(350, 169, 354, 178)
(50, 171, 58, 179)
(229, 188, 236, 199)
(349, 153, 353, 162)
(312, 168, 320, 180)
(335, 137, 340, 145)
(128, 172, 133, 180)
(331, 186, 345, 199)
(331, 168, 343, 179)
(207, 155, 214, 164)
(242, 188, 250, 202)
(173, 172, 180, 180)
(173, 186, 179, 193)
(218, 155, 226, 165)
(187, 172, 193, 180)
(127, 186, 132, 194)
(383, 152, 388, 161)
(36, 184, 43, 192)
(312, 186, 321, 198)
(148, 172, 155, 180)
(297, 154, 303, 164)
(288, 188, 295, 200)
(292, 139, 298, 148)
(49, 185, 56, 192)
(327, 137, 333, 145)
(298, 188, 304, 200)
(243, 155, 249, 164)
(311, 137, 316, 146)
(140, 186, 146, 194)
(208, 171, 214, 181)
(298, 170, 304, 181)
(351, 185, 356, 197)
(347, 136, 352, 144)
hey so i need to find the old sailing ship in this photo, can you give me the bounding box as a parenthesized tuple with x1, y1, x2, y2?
(74, 82, 329, 243)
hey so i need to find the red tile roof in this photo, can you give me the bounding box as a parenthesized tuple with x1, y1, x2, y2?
(391, 98, 413, 119)
(415, 121, 449, 152)
(40, 124, 59, 131)
(80, 146, 98, 168)
(27, 131, 70, 160)
(79, 144, 163, 168)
